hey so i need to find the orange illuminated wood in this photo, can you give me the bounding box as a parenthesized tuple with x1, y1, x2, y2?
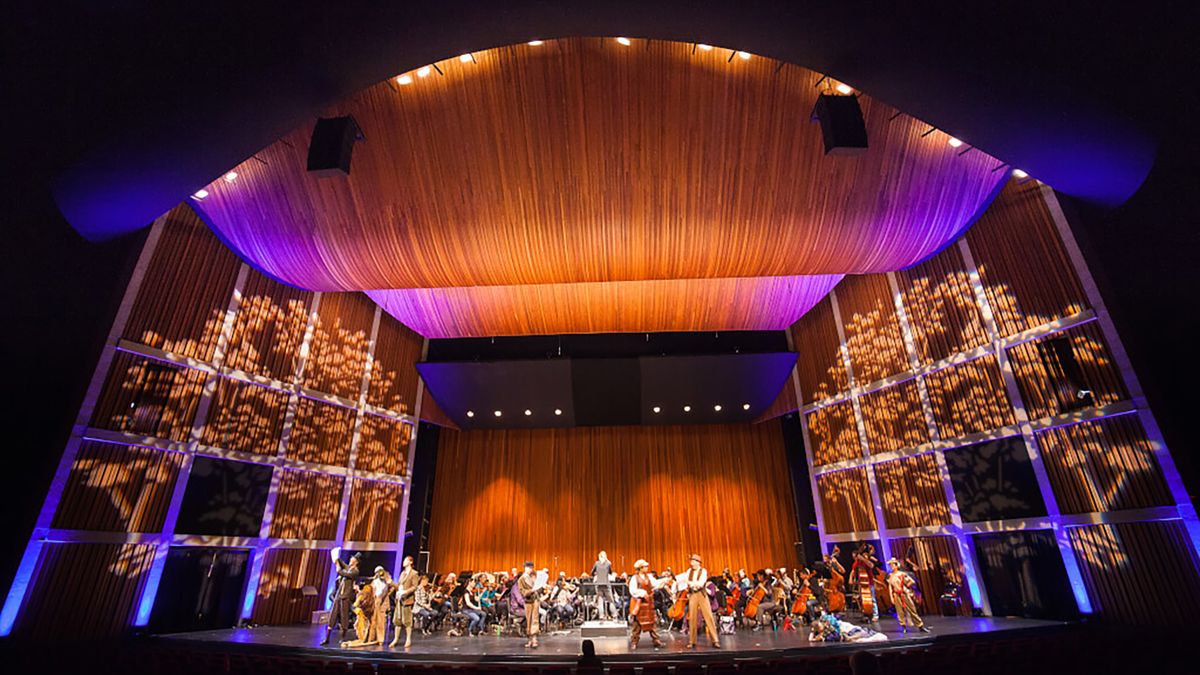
(428, 422, 799, 575)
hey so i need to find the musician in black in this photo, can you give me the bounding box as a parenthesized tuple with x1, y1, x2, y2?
(589, 550, 616, 620)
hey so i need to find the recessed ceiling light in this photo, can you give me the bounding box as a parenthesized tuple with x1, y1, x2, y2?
(192, 189, 209, 200)
(698, 44, 713, 51)
(743, 403, 751, 410)
(397, 74, 413, 85)
(528, 40, 544, 46)
(466, 410, 474, 417)
(524, 409, 532, 416)
(947, 137, 964, 148)
(683, 405, 691, 412)
(714, 405, 722, 412)
(554, 409, 562, 416)
(494, 410, 502, 417)
(616, 37, 632, 46)
(417, 66, 432, 78)
(835, 83, 854, 95)
(223, 171, 238, 183)
(737, 51, 751, 60)
(653, 406, 661, 413)
(1012, 168, 1029, 179)
(459, 54, 472, 63)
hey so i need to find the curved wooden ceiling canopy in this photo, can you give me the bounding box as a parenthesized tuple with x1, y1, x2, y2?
(193, 38, 1006, 337)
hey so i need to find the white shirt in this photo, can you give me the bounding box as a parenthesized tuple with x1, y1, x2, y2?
(628, 573, 659, 598)
(678, 567, 708, 591)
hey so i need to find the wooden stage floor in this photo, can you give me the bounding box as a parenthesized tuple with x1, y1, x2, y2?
(159, 615, 1064, 665)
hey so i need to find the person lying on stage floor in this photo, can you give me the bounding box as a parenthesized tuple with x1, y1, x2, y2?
(680, 553, 721, 649)
(809, 608, 887, 643)
(390, 555, 419, 649)
(627, 559, 671, 649)
(321, 550, 361, 646)
(886, 558, 930, 634)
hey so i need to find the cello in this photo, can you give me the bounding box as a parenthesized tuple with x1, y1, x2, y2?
(790, 568, 813, 615)
(826, 565, 846, 613)
(743, 579, 767, 620)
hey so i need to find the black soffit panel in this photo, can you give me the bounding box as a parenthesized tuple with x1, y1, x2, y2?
(416, 352, 798, 430)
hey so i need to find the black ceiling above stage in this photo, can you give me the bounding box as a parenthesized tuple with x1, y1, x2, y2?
(417, 330, 796, 429)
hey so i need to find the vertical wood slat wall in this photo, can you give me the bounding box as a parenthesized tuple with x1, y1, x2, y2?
(887, 535, 972, 615)
(784, 180, 1200, 624)
(15, 204, 424, 636)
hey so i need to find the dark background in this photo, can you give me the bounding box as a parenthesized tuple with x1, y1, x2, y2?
(2, 1, 1197, 595)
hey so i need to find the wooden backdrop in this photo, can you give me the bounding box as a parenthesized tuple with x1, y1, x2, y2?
(428, 421, 799, 575)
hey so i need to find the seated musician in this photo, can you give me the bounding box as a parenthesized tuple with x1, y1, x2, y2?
(751, 570, 783, 629)
(462, 582, 487, 636)
(548, 572, 578, 627)
(413, 576, 436, 634)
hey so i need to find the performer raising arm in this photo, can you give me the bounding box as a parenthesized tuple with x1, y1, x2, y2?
(681, 553, 721, 649)
(321, 551, 361, 646)
(627, 560, 669, 649)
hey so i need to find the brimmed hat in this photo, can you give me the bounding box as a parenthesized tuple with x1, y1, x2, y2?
(524, 560, 535, 568)
(634, 559, 649, 569)
(689, 553, 702, 563)
(887, 558, 901, 567)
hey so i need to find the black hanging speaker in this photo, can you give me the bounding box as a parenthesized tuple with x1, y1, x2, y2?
(811, 94, 868, 155)
(307, 116, 362, 176)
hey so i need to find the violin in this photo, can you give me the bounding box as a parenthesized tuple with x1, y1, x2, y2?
(743, 583, 767, 619)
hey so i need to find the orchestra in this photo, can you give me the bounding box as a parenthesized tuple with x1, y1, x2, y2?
(317, 544, 933, 650)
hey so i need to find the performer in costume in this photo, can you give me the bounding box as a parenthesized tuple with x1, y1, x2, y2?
(390, 555, 419, 649)
(589, 550, 616, 620)
(340, 583, 380, 647)
(681, 553, 721, 649)
(627, 559, 668, 649)
(850, 545, 880, 622)
(517, 561, 542, 648)
(886, 558, 929, 633)
(369, 566, 396, 645)
(322, 550, 361, 645)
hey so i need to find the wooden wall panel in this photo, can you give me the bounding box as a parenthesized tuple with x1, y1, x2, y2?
(123, 205, 241, 361)
(806, 401, 861, 466)
(302, 292, 375, 399)
(355, 413, 411, 476)
(859, 379, 930, 454)
(345, 479, 403, 543)
(792, 297, 847, 403)
(15, 543, 155, 639)
(198, 38, 1004, 293)
(887, 535, 973, 615)
(223, 268, 312, 382)
(201, 378, 289, 457)
(837, 274, 909, 384)
(418, 387, 459, 430)
(1037, 416, 1173, 515)
(967, 181, 1089, 338)
(874, 454, 951, 529)
(817, 468, 877, 535)
(286, 398, 356, 467)
(90, 351, 206, 442)
(1067, 521, 1200, 625)
(52, 441, 183, 533)
(897, 243, 989, 363)
(252, 548, 332, 625)
(755, 366, 800, 422)
(1007, 322, 1128, 420)
(367, 313, 423, 414)
(268, 470, 342, 540)
(925, 354, 1015, 438)
(429, 422, 798, 574)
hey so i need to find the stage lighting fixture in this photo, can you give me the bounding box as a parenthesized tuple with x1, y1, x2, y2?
(714, 405, 722, 411)
(948, 137, 964, 148)
(653, 406, 661, 413)
(524, 409, 532, 416)
(743, 403, 751, 410)
(1013, 168, 1029, 179)
(528, 40, 544, 46)
(698, 44, 713, 51)
(683, 405, 691, 412)
(616, 37, 631, 46)
(554, 409, 562, 415)
(737, 51, 751, 60)
(811, 94, 868, 155)
(459, 54, 472, 63)
(494, 410, 502, 417)
(466, 410, 474, 417)
(396, 74, 412, 85)
(417, 66, 431, 78)
(835, 83, 854, 95)
(223, 171, 238, 183)
(191, 189, 209, 200)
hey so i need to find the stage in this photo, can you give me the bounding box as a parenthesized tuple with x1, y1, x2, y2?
(158, 615, 1065, 665)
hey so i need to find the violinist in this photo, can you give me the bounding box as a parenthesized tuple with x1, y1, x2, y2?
(627, 559, 669, 649)
(681, 554, 721, 649)
(548, 572, 578, 627)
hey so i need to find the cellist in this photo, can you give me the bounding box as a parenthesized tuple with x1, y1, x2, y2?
(823, 547, 846, 613)
(627, 559, 669, 649)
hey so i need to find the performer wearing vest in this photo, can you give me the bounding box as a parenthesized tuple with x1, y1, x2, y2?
(390, 555, 419, 649)
(886, 558, 930, 633)
(681, 553, 721, 649)
(517, 561, 541, 648)
(627, 559, 668, 649)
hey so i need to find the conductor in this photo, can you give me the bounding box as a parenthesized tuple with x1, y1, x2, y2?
(590, 550, 616, 620)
